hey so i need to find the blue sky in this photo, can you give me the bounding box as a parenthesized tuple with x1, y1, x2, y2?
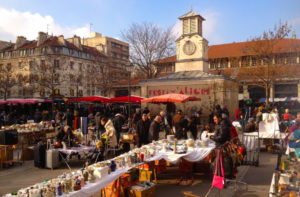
(0, 0, 299, 45)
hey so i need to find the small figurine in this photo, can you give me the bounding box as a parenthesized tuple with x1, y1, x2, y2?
(57, 183, 62, 196)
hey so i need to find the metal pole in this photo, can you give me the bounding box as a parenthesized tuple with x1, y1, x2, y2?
(128, 71, 131, 126)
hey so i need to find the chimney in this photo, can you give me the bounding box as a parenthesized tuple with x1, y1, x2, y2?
(37, 32, 48, 46)
(14, 36, 27, 49)
(72, 35, 82, 49)
(58, 35, 66, 45)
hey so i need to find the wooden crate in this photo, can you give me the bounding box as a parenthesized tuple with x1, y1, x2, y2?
(129, 184, 156, 197)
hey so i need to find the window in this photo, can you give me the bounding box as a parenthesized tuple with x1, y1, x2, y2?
(183, 20, 189, 34)
(79, 90, 83, 96)
(286, 54, 297, 65)
(0, 64, 3, 70)
(70, 89, 74, 96)
(230, 58, 239, 68)
(209, 60, 217, 69)
(190, 18, 197, 33)
(54, 60, 60, 68)
(40, 90, 45, 97)
(53, 89, 60, 95)
(70, 61, 74, 69)
(251, 57, 257, 66)
(219, 58, 228, 68)
(241, 56, 249, 67)
(78, 63, 83, 71)
(275, 84, 297, 98)
(54, 73, 59, 84)
(29, 60, 34, 70)
(238, 86, 243, 94)
(275, 55, 285, 65)
(7, 63, 12, 71)
(18, 62, 23, 70)
(41, 60, 45, 66)
(41, 47, 46, 54)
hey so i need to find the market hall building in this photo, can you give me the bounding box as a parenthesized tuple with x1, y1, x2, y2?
(139, 11, 238, 117)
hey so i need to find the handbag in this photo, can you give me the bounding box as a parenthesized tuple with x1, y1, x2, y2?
(212, 150, 225, 189)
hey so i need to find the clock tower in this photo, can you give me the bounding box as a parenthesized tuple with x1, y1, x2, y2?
(175, 11, 209, 72)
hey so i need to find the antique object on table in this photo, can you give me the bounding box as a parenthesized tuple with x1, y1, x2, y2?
(186, 139, 195, 148)
(110, 160, 117, 172)
(167, 135, 175, 142)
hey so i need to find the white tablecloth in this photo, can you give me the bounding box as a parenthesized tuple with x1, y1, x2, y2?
(64, 143, 215, 197)
(245, 132, 286, 139)
(57, 146, 95, 155)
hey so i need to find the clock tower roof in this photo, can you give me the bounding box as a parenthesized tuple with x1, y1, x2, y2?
(179, 10, 205, 21)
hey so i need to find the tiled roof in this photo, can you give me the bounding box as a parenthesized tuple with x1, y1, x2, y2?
(179, 11, 205, 20)
(208, 39, 300, 59)
(0, 36, 106, 57)
(155, 39, 300, 63)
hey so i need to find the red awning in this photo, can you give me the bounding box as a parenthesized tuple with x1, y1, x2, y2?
(67, 96, 109, 103)
(106, 96, 145, 104)
(142, 93, 201, 103)
(2, 99, 53, 104)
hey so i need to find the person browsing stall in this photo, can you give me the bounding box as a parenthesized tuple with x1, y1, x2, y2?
(136, 113, 151, 147)
(56, 125, 76, 147)
(149, 116, 161, 142)
(210, 113, 231, 146)
(101, 117, 117, 148)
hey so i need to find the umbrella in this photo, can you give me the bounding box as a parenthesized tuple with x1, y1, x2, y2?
(106, 96, 145, 104)
(67, 96, 109, 103)
(142, 93, 201, 103)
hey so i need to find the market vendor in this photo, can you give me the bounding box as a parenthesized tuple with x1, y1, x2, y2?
(210, 113, 231, 146)
(56, 125, 77, 147)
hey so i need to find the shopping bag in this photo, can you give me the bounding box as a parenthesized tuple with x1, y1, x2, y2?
(212, 151, 225, 189)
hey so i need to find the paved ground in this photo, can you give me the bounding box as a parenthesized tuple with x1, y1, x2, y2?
(0, 152, 277, 197)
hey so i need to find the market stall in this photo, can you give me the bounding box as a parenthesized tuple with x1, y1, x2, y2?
(3, 138, 215, 197)
(106, 96, 145, 104)
(67, 96, 109, 103)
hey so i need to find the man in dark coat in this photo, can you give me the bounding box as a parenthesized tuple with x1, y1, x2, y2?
(211, 113, 231, 146)
(113, 113, 125, 143)
(149, 116, 161, 142)
(136, 114, 151, 147)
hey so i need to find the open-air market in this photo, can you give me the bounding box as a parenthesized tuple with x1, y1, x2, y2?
(1, 1, 300, 197)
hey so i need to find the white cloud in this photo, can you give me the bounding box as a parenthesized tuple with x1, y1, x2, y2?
(171, 9, 222, 45)
(0, 7, 90, 42)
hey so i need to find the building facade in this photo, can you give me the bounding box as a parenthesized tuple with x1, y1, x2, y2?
(0, 32, 109, 99)
(154, 38, 300, 101)
(139, 11, 238, 117)
(81, 32, 130, 81)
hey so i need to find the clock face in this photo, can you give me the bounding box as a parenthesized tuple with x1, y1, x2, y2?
(183, 41, 196, 55)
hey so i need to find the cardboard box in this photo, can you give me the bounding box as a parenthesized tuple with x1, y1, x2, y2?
(129, 184, 156, 197)
(139, 170, 152, 182)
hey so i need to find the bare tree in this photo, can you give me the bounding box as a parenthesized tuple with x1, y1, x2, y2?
(239, 21, 292, 106)
(0, 63, 28, 100)
(122, 22, 175, 78)
(29, 56, 67, 97)
(88, 60, 113, 97)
